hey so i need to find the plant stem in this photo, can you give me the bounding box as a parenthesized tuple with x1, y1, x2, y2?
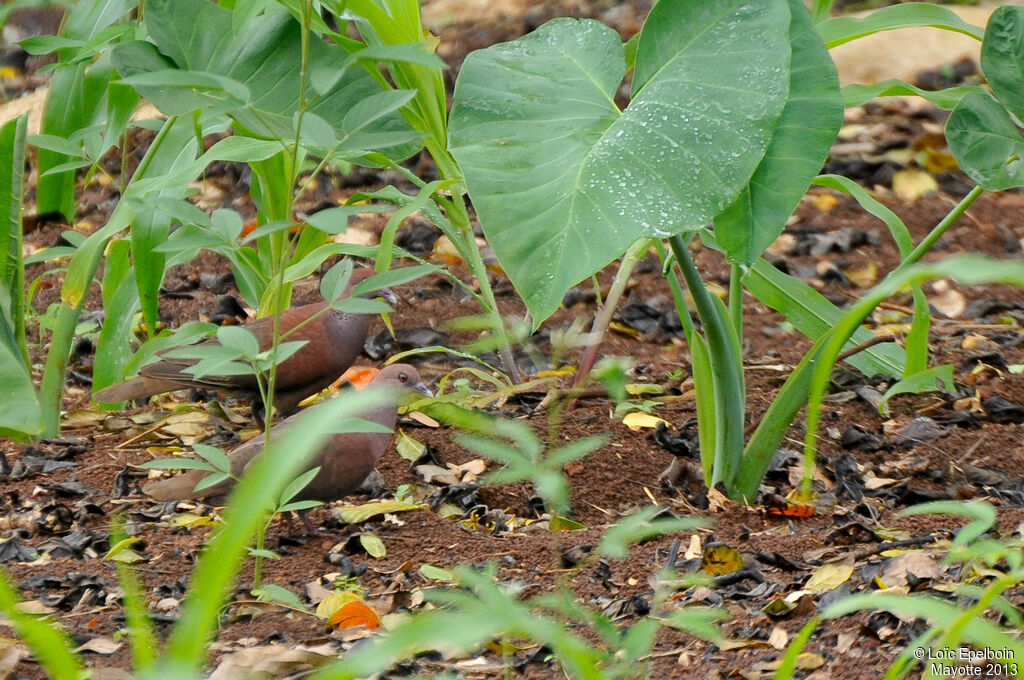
(450, 191, 522, 383)
(573, 239, 649, 389)
(728, 263, 744, 347)
(654, 240, 696, 342)
(668, 235, 745, 492)
(897, 184, 984, 270)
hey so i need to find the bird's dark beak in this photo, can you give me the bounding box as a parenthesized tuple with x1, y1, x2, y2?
(378, 288, 398, 305)
(411, 381, 433, 398)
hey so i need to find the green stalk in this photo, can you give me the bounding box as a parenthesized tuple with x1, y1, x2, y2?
(669, 235, 745, 492)
(449, 191, 522, 383)
(728, 263, 744, 346)
(897, 184, 984, 270)
(654, 240, 696, 342)
(572, 239, 650, 389)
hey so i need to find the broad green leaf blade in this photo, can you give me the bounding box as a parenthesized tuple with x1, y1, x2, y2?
(0, 115, 28, 364)
(716, 0, 842, 266)
(0, 334, 43, 441)
(113, 0, 419, 163)
(817, 3, 984, 48)
(0, 114, 42, 440)
(980, 6, 1024, 122)
(450, 2, 791, 326)
(946, 90, 1024, 191)
(37, 0, 137, 219)
(93, 242, 140, 393)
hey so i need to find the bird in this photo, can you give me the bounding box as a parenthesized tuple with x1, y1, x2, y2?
(143, 364, 432, 524)
(94, 267, 393, 417)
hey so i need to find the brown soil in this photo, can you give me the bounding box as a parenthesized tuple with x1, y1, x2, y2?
(2, 2, 1024, 680)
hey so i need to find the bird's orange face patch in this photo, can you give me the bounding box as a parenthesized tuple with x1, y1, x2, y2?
(337, 366, 380, 390)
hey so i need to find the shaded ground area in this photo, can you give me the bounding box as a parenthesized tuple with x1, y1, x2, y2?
(2, 2, 1024, 679)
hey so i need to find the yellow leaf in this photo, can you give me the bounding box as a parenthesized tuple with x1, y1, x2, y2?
(622, 412, 669, 431)
(892, 169, 938, 201)
(701, 544, 744, 576)
(625, 383, 665, 396)
(805, 563, 854, 593)
(813, 192, 840, 212)
(315, 591, 362, 620)
(333, 499, 423, 524)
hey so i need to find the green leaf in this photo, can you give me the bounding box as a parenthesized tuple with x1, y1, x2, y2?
(37, 0, 136, 219)
(842, 80, 980, 110)
(450, 2, 791, 325)
(253, 584, 309, 611)
(419, 564, 455, 581)
(319, 259, 354, 304)
(216, 326, 261, 358)
(119, 68, 249, 115)
(817, 3, 984, 48)
(112, 0, 419, 162)
(813, 175, 913, 256)
(359, 534, 387, 558)
(0, 115, 41, 441)
(350, 264, 438, 298)
(598, 506, 703, 560)
(280, 466, 322, 506)
(980, 7, 1024, 122)
(876, 364, 954, 417)
(193, 443, 233, 473)
(744, 256, 905, 378)
(716, 0, 842, 266)
(946, 90, 1024, 191)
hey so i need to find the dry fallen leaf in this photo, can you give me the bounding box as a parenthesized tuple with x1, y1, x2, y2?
(622, 412, 670, 431)
(892, 168, 938, 201)
(805, 562, 854, 593)
(931, 288, 966, 319)
(333, 499, 423, 524)
(0, 642, 25, 680)
(74, 636, 122, 655)
(701, 544, 744, 576)
(328, 600, 382, 630)
(878, 551, 943, 587)
(768, 626, 789, 650)
(208, 644, 337, 680)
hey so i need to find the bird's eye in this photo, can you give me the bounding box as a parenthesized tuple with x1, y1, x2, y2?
(399, 372, 409, 383)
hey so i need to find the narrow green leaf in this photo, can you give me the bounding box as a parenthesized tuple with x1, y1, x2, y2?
(817, 3, 984, 48)
(842, 80, 980, 110)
